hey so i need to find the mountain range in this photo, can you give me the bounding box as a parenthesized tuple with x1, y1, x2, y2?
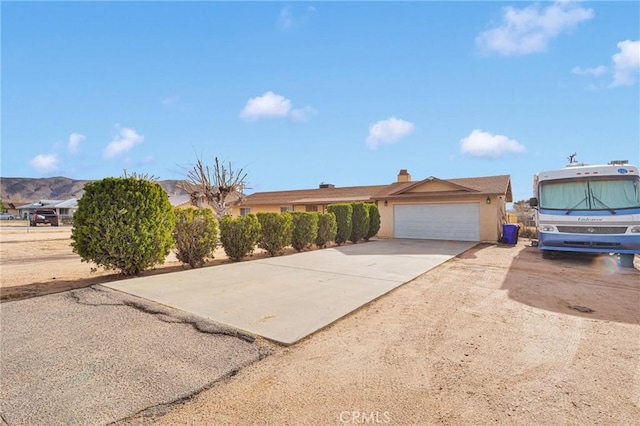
(0, 177, 187, 203)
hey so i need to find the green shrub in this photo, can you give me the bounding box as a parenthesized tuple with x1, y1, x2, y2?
(349, 202, 370, 244)
(173, 208, 219, 268)
(71, 177, 175, 275)
(364, 203, 381, 241)
(327, 203, 352, 245)
(219, 214, 261, 261)
(316, 212, 337, 248)
(291, 212, 318, 252)
(256, 212, 293, 257)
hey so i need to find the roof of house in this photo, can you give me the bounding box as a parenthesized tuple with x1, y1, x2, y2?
(16, 199, 79, 209)
(242, 174, 512, 206)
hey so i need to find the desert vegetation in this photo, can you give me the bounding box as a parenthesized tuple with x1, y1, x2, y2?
(71, 177, 175, 275)
(70, 173, 379, 271)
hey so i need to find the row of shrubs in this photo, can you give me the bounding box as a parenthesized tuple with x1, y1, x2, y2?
(71, 177, 381, 275)
(176, 201, 381, 266)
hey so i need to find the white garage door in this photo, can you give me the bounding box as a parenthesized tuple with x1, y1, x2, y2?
(394, 203, 480, 241)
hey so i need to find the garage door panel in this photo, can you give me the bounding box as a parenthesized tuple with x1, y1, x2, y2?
(394, 203, 480, 241)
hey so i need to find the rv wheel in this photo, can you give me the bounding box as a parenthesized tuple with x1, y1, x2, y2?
(620, 254, 636, 269)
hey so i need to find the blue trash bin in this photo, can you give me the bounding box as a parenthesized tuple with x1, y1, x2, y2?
(502, 224, 519, 245)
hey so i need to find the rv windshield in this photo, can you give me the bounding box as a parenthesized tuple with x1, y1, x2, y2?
(539, 176, 640, 211)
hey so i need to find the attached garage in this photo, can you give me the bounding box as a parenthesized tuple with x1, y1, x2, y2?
(393, 203, 480, 241)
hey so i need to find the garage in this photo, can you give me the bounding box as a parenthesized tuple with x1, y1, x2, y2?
(393, 203, 480, 241)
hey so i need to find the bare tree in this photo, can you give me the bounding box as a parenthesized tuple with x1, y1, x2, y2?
(178, 157, 248, 219)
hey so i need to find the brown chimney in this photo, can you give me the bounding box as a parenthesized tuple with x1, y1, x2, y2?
(397, 169, 411, 182)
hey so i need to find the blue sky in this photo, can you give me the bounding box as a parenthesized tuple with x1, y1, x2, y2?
(2, 1, 639, 203)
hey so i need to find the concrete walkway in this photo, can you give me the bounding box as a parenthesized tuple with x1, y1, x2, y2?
(105, 239, 476, 345)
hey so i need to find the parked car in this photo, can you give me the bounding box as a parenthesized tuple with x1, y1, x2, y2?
(0, 212, 16, 220)
(30, 209, 59, 226)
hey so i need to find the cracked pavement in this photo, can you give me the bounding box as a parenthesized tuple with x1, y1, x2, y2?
(0, 286, 274, 425)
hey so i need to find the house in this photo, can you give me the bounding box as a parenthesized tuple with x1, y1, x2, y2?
(4, 202, 23, 218)
(16, 199, 79, 221)
(232, 169, 513, 243)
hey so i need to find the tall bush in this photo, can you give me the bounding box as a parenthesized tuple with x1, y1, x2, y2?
(316, 212, 337, 249)
(257, 212, 293, 257)
(364, 203, 381, 241)
(349, 202, 370, 244)
(327, 203, 352, 245)
(173, 208, 219, 268)
(219, 214, 261, 261)
(291, 212, 318, 252)
(71, 177, 175, 275)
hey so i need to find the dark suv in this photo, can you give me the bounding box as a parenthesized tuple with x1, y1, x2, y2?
(30, 209, 59, 227)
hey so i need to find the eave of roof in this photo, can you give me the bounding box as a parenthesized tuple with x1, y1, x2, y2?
(242, 175, 512, 205)
(388, 176, 478, 196)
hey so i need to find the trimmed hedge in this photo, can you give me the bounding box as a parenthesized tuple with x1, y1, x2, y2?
(316, 212, 337, 248)
(327, 203, 352, 245)
(71, 177, 175, 275)
(364, 203, 381, 241)
(173, 208, 219, 268)
(257, 212, 293, 257)
(349, 202, 370, 244)
(219, 214, 261, 261)
(291, 212, 318, 252)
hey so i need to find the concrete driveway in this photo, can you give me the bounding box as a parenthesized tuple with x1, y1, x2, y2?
(1, 239, 474, 425)
(106, 239, 476, 345)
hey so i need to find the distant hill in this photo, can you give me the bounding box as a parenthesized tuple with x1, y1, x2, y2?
(0, 177, 188, 203)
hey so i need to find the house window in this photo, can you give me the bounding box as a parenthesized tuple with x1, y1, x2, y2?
(305, 205, 318, 212)
(280, 206, 293, 213)
(240, 208, 251, 217)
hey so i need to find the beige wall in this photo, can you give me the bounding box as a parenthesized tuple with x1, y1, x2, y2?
(230, 204, 328, 217)
(405, 181, 451, 193)
(230, 204, 281, 217)
(234, 196, 508, 243)
(377, 195, 506, 242)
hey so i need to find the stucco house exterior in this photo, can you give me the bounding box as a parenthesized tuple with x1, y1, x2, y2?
(16, 199, 78, 221)
(232, 170, 513, 243)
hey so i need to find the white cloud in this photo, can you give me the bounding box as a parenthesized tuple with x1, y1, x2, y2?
(278, 5, 294, 29)
(290, 106, 318, 122)
(239, 91, 316, 122)
(239, 91, 291, 120)
(68, 133, 85, 154)
(277, 4, 315, 29)
(103, 127, 144, 159)
(611, 40, 640, 87)
(366, 117, 415, 150)
(29, 154, 60, 174)
(460, 130, 526, 158)
(571, 65, 607, 77)
(476, 1, 593, 56)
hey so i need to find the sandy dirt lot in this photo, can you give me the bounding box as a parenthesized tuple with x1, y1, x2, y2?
(0, 226, 268, 301)
(2, 228, 639, 425)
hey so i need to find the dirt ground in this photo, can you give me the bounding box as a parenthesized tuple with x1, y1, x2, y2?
(0, 226, 283, 301)
(1, 227, 639, 425)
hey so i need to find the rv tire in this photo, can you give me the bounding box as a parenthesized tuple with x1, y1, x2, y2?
(619, 254, 635, 269)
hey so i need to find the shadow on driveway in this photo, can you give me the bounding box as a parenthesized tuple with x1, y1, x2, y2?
(501, 246, 640, 325)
